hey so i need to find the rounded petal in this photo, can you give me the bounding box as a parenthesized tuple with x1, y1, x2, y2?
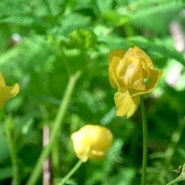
(115, 46, 154, 91)
(0, 73, 19, 109)
(11, 83, 19, 96)
(114, 91, 140, 118)
(132, 46, 154, 70)
(0, 83, 19, 109)
(71, 125, 113, 162)
(121, 58, 145, 90)
(145, 69, 163, 92)
(131, 69, 163, 96)
(0, 73, 5, 86)
(108, 49, 126, 88)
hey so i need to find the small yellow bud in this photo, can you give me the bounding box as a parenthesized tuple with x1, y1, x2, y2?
(71, 124, 113, 162)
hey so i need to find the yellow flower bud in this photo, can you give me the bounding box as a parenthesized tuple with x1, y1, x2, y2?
(0, 73, 19, 109)
(71, 124, 113, 162)
(108, 46, 163, 118)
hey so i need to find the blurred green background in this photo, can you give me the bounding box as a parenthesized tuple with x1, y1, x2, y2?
(0, 0, 185, 184)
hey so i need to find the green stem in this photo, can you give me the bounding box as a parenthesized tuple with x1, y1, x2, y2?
(58, 148, 91, 185)
(26, 71, 81, 185)
(6, 117, 19, 185)
(58, 159, 83, 185)
(166, 175, 183, 185)
(166, 162, 185, 185)
(140, 97, 148, 185)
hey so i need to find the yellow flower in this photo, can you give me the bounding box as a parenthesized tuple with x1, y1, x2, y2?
(71, 124, 113, 162)
(0, 73, 19, 109)
(108, 46, 163, 118)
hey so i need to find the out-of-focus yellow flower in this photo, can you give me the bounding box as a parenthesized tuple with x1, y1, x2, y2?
(71, 124, 113, 162)
(108, 46, 163, 118)
(0, 73, 19, 109)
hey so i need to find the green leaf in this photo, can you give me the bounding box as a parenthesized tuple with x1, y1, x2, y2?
(60, 13, 91, 36)
(103, 10, 130, 26)
(96, 0, 113, 12)
(0, 166, 12, 180)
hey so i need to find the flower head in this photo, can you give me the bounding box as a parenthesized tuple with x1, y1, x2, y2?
(71, 124, 113, 162)
(108, 46, 163, 118)
(0, 73, 19, 109)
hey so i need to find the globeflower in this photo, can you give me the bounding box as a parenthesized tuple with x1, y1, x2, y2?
(71, 124, 113, 162)
(108, 46, 163, 118)
(0, 73, 19, 109)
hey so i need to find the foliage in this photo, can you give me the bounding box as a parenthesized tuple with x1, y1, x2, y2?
(0, 0, 185, 184)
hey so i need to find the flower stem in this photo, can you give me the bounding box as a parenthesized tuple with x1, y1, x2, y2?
(58, 159, 83, 185)
(166, 175, 183, 185)
(166, 163, 185, 185)
(26, 71, 81, 185)
(140, 97, 148, 185)
(5, 117, 19, 185)
(58, 148, 91, 185)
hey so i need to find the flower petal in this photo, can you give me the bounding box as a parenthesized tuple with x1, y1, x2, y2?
(114, 91, 140, 117)
(0, 73, 5, 86)
(108, 49, 126, 88)
(122, 58, 145, 91)
(133, 46, 154, 69)
(145, 69, 163, 92)
(0, 73, 19, 109)
(130, 69, 163, 97)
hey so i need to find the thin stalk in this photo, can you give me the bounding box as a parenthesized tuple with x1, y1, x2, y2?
(58, 148, 91, 185)
(140, 97, 148, 185)
(166, 159, 185, 185)
(58, 159, 84, 185)
(26, 71, 81, 185)
(166, 175, 183, 185)
(5, 117, 19, 185)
